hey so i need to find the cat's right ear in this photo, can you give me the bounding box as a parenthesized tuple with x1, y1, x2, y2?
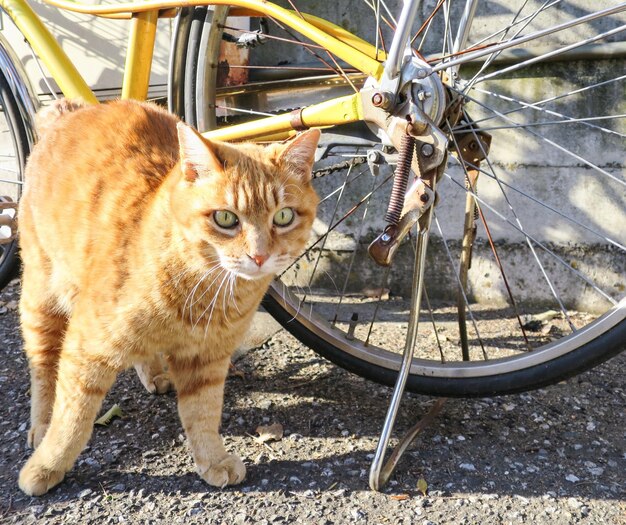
(177, 122, 223, 182)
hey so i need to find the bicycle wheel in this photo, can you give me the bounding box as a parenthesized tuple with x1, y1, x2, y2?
(0, 70, 29, 290)
(177, 1, 626, 397)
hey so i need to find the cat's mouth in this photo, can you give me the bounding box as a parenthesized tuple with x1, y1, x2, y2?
(220, 255, 292, 281)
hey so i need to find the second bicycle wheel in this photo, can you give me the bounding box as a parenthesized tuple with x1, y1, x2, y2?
(0, 66, 31, 290)
(176, 0, 626, 396)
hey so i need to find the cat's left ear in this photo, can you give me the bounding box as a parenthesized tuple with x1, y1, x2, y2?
(278, 128, 321, 182)
(177, 122, 223, 182)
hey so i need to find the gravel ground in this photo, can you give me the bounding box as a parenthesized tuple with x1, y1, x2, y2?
(0, 279, 624, 525)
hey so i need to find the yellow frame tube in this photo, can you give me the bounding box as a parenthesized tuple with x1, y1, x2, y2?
(122, 10, 159, 100)
(40, 0, 385, 80)
(0, 0, 97, 103)
(203, 93, 363, 142)
(228, 8, 386, 61)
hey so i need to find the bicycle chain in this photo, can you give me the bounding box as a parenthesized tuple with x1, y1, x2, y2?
(313, 156, 367, 179)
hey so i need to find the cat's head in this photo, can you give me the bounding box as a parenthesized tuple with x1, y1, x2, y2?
(171, 124, 320, 280)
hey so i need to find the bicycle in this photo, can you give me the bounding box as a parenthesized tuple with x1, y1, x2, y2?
(1, 0, 624, 490)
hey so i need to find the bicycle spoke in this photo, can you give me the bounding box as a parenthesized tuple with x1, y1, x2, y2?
(443, 172, 618, 306)
(470, 87, 626, 138)
(456, 76, 626, 130)
(472, 24, 626, 85)
(364, 266, 391, 347)
(465, 0, 564, 51)
(362, 0, 397, 29)
(221, 25, 325, 49)
(279, 172, 394, 278)
(318, 165, 369, 204)
(446, 122, 532, 350)
(447, 156, 626, 252)
(332, 163, 379, 325)
(453, 87, 626, 189)
(266, 15, 345, 77)
(431, 5, 626, 74)
(302, 163, 355, 302)
(213, 105, 275, 118)
(411, 0, 445, 46)
(460, 110, 577, 331)
(462, 0, 551, 93)
(462, 115, 626, 135)
(422, 287, 445, 363)
(433, 214, 487, 360)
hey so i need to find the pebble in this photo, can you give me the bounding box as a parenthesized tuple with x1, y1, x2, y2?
(259, 399, 273, 410)
(565, 474, 580, 483)
(459, 463, 476, 471)
(78, 488, 93, 499)
(567, 497, 583, 510)
(350, 508, 366, 520)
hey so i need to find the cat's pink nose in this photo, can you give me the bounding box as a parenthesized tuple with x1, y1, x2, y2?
(248, 253, 269, 267)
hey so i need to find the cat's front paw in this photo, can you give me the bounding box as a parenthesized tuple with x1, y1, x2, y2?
(27, 424, 49, 449)
(198, 454, 246, 488)
(19, 458, 65, 496)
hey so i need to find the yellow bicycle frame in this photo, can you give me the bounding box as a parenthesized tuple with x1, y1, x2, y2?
(0, 0, 386, 141)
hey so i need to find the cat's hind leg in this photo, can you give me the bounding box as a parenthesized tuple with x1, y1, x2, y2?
(134, 353, 173, 394)
(18, 313, 121, 496)
(20, 266, 68, 449)
(167, 353, 245, 488)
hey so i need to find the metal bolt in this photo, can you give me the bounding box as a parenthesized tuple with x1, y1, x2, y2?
(367, 150, 382, 163)
(381, 233, 392, 243)
(416, 90, 431, 101)
(371, 91, 393, 109)
(421, 143, 434, 157)
(416, 69, 428, 79)
(420, 193, 430, 203)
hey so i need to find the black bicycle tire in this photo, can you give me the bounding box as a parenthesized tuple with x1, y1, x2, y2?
(0, 71, 28, 291)
(263, 294, 625, 397)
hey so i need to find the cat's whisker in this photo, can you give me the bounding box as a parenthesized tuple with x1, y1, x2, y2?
(192, 268, 227, 331)
(229, 273, 242, 316)
(184, 267, 217, 324)
(187, 267, 222, 328)
(202, 270, 232, 338)
(190, 264, 226, 306)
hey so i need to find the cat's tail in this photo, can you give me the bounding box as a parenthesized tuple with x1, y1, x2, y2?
(35, 98, 89, 138)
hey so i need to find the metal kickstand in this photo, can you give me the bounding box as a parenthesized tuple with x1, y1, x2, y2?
(368, 203, 447, 491)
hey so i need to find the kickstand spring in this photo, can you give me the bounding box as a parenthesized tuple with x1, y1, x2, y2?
(368, 204, 446, 491)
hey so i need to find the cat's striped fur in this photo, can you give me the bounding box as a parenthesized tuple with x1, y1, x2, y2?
(18, 99, 319, 496)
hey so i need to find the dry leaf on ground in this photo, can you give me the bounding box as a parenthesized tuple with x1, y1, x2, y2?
(255, 422, 284, 443)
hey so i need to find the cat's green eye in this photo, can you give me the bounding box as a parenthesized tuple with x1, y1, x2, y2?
(273, 207, 295, 227)
(213, 210, 239, 229)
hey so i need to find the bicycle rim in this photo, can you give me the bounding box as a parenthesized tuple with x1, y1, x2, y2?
(183, 0, 626, 395)
(0, 72, 26, 289)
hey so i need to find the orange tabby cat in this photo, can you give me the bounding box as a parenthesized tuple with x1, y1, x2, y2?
(18, 99, 320, 496)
